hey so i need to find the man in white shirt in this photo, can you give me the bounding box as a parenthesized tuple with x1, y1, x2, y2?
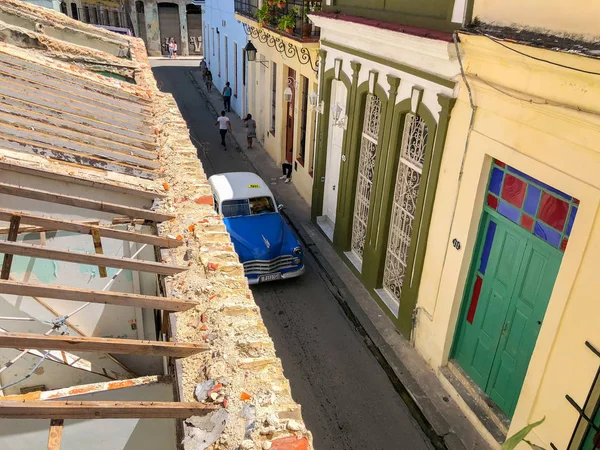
(215, 111, 232, 149)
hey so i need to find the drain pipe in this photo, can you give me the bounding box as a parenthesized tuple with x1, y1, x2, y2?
(413, 32, 477, 339)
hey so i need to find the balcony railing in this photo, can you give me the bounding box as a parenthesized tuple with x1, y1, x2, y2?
(235, 0, 321, 41)
(78, 7, 128, 29)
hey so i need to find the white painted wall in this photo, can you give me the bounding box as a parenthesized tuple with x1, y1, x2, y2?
(0, 382, 176, 450)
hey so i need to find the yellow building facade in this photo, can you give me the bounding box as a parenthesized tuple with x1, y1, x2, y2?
(234, 14, 319, 205)
(413, 30, 600, 449)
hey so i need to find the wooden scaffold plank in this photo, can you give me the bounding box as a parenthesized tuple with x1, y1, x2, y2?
(0, 214, 20, 280)
(47, 419, 64, 450)
(0, 280, 197, 312)
(0, 209, 182, 248)
(0, 182, 173, 222)
(0, 401, 218, 419)
(0, 332, 208, 357)
(0, 241, 186, 275)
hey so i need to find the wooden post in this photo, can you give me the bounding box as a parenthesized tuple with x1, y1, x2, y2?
(1, 215, 21, 280)
(90, 228, 107, 278)
(47, 418, 64, 450)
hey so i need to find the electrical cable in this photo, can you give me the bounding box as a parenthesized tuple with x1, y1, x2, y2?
(0, 351, 50, 391)
(482, 33, 600, 76)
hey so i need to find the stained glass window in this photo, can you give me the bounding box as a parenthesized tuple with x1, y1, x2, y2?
(485, 159, 578, 252)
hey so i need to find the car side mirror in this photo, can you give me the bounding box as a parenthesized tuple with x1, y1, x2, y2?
(278, 204, 284, 211)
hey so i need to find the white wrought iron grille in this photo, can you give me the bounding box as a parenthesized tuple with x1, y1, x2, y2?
(383, 113, 428, 302)
(351, 94, 382, 261)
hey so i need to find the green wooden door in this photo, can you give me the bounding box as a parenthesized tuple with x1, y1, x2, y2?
(453, 213, 562, 417)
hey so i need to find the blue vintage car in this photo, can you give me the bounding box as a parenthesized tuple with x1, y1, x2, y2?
(208, 172, 305, 284)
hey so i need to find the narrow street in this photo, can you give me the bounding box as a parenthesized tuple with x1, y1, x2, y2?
(152, 60, 434, 450)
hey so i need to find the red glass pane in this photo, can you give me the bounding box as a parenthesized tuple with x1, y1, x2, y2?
(561, 238, 568, 251)
(494, 159, 506, 168)
(573, 198, 580, 205)
(521, 214, 534, 231)
(538, 192, 569, 231)
(487, 194, 498, 210)
(466, 276, 483, 324)
(501, 174, 526, 208)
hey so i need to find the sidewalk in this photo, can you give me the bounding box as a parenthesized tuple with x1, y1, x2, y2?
(189, 68, 493, 450)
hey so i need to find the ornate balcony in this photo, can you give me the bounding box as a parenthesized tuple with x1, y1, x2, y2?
(234, 0, 321, 42)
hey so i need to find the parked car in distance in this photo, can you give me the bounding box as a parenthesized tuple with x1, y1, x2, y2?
(208, 172, 305, 284)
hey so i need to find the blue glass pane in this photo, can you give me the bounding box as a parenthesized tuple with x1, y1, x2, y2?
(566, 206, 577, 236)
(507, 166, 571, 200)
(524, 185, 541, 216)
(489, 168, 504, 196)
(498, 201, 521, 224)
(479, 221, 497, 275)
(534, 222, 561, 248)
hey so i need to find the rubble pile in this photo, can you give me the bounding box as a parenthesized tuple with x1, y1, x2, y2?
(130, 34, 313, 450)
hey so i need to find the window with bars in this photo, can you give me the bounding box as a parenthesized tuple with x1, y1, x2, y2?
(382, 113, 428, 303)
(565, 342, 600, 450)
(270, 62, 277, 134)
(351, 93, 382, 262)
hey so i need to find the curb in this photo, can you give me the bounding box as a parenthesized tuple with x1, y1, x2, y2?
(187, 69, 454, 450)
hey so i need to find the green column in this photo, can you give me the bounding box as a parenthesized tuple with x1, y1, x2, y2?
(310, 49, 329, 221)
(333, 61, 361, 251)
(362, 75, 401, 289)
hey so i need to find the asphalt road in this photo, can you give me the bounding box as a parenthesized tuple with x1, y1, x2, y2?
(152, 60, 434, 450)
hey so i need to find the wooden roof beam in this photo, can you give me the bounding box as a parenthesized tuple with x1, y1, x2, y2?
(0, 241, 186, 275)
(0, 209, 182, 248)
(0, 182, 174, 222)
(0, 401, 218, 419)
(0, 280, 197, 312)
(0, 333, 208, 358)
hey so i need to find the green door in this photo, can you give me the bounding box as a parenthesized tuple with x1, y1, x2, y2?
(453, 213, 562, 417)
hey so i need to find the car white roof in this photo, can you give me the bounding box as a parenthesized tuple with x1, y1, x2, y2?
(208, 172, 274, 202)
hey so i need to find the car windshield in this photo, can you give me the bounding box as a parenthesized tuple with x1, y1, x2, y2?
(221, 196, 276, 218)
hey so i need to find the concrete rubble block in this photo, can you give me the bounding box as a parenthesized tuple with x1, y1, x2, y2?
(182, 408, 230, 450)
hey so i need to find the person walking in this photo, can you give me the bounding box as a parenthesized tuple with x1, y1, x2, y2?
(280, 157, 293, 183)
(200, 59, 207, 81)
(173, 40, 178, 58)
(215, 111, 232, 149)
(244, 114, 257, 149)
(205, 70, 213, 92)
(222, 82, 232, 112)
(167, 38, 174, 59)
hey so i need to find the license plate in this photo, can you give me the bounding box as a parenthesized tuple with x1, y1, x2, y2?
(259, 273, 282, 283)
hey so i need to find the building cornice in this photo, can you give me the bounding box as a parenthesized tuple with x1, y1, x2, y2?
(310, 15, 460, 82)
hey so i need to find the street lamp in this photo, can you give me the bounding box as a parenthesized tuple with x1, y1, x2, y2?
(284, 77, 298, 103)
(244, 41, 269, 67)
(244, 41, 257, 62)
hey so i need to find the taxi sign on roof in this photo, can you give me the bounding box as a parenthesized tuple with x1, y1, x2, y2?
(248, 184, 260, 188)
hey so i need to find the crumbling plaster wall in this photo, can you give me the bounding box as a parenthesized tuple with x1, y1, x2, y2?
(127, 30, 314, 450)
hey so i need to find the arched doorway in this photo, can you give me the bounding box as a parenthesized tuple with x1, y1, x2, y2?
(186, 4, 202, 55)
(158, 3, 180, 56)
(60, 1, 68, 15)
(70, 2, 78, 20)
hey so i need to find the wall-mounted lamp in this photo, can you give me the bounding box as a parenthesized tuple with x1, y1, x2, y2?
(331, 104, 347, 129)
(244, 41, 268, 67)
(284, 77, 298, 103)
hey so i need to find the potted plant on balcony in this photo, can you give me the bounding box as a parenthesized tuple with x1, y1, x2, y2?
(277, 10, 297, 34)
(255, 4, 269, 25)
(277, 0, 286, 9)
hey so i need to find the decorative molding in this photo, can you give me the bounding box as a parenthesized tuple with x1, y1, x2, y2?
(411, 87, 424, 114)
(242, 23, 319, 73)
(386, 75, 401, 98)
(334, 58, 342, 81)
(368, 70, 379, 95)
